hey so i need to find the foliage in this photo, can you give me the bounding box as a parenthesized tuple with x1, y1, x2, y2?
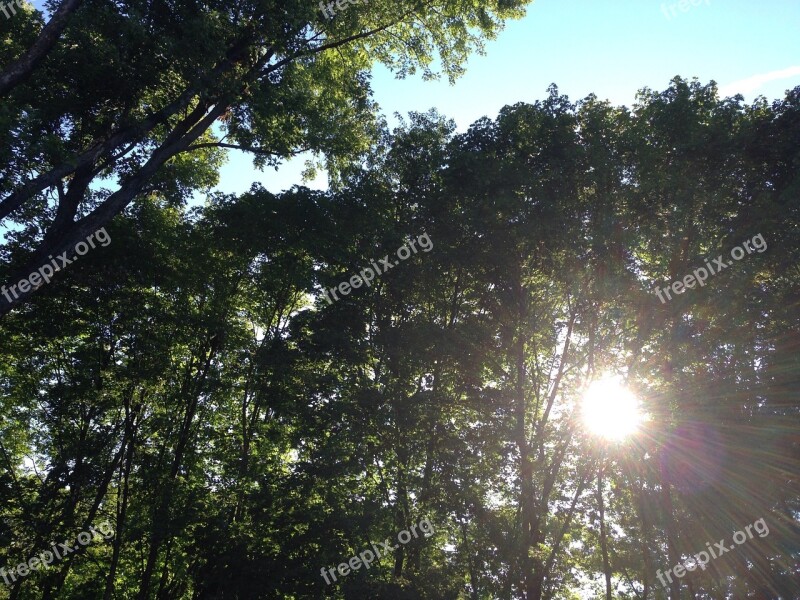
(0, 79, 799, 599)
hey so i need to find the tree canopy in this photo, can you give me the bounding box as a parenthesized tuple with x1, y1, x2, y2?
(0, 76, 798, 598)
(0, 0, 529, 313)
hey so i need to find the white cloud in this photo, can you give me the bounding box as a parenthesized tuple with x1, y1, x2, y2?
(718, 66, 800, 98)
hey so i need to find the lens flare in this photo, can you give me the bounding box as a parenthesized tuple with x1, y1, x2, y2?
(581, 376, 643, 440)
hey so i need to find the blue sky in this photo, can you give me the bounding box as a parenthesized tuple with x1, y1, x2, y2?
(216, 0, 800, 196)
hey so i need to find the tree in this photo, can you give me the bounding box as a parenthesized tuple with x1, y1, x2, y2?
(1, 78, 798, 599)
(0, 0, 531, 315)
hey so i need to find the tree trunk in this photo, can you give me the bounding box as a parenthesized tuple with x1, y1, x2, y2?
(597, 466, 613, 600)
(104, 392, 142, 600)
(659, 462, 681, 600)
(137, 340, 218, 599)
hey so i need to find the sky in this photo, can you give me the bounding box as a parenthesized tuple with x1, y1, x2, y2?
(214, 0, 800, 196)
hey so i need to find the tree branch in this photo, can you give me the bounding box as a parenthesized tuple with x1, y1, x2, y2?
(0, 0, 83, 97)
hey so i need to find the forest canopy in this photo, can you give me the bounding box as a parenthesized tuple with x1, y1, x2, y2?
(1, 74, 799, 598)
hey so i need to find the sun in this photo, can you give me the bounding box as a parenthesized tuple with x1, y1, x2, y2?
(581, 375, 643, 440)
